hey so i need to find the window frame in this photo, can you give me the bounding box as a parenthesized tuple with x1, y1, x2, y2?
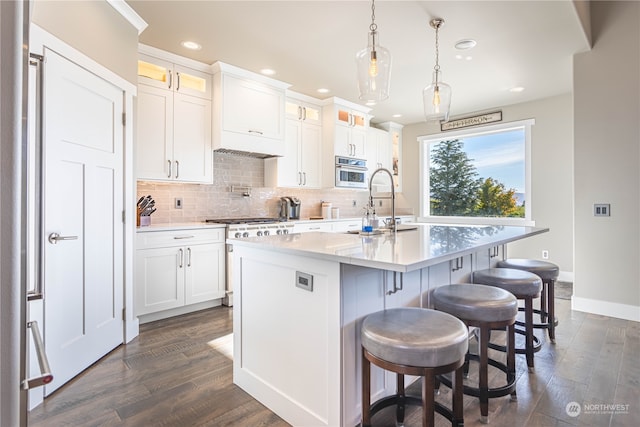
(417, 118, 535, 226)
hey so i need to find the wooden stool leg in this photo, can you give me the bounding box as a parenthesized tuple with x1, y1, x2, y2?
(422, 369, 435, 427)
(362, 348, 372, 427)
(525, 297, 535, 372)
(540, 280, 548, 324)
(396, 373, 406, 425)
(452, 364, 464, 427)
(479, 325, 489, 424)
(547, 279, 556, 343)
(507, 323, 517, 401)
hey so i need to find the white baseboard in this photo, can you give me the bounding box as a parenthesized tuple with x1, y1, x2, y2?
(558, 271, 573, 282)
(571, 296, 640, 322)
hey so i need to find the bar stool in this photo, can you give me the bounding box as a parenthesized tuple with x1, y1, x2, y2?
(497, 259, 560, 343)
(361, 307, 468, 427)
(432, 284, 518, 424)
(472, 268, 542, 372)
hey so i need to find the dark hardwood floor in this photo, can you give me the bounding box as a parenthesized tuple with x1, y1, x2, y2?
(29, 295, 639, 426)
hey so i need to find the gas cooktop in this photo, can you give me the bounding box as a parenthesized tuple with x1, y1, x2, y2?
(205, 217, 282, 225)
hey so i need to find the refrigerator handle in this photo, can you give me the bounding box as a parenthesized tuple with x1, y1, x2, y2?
(28, 52, 44, 301)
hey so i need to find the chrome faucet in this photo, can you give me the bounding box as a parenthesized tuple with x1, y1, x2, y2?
(368, 168, 396, 231)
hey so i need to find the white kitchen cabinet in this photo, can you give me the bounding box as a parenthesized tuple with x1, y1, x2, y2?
(378, 121, 404, 192)
(136, 51, 213, 183)
(212, 62, 290, 157)
(286, 98, 321, 125)
(136, 228, 225, 319)
(293, 222, 333, 233)
(265, 117, 322, 188)
(138, 53, 212, 99)
(367, 127, 393, 192)
(322, 97, 371, 188)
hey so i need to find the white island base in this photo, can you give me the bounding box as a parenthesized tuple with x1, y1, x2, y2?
(230, 225, 547, 426)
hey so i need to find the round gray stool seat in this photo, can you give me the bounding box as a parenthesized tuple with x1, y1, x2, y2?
(361, 307, 468, 368)
(497, 258, 560, 344)
(361, 307, 468, 427)
(431, 284, 518, 423)
(432, 284, 518, 323)
(473, 268, 542, 297)
(497, 258, 559, 282)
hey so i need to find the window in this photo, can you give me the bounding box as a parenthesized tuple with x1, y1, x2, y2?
(418, 119, 534, 225)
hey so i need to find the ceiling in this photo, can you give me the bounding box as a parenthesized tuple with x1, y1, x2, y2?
(127, 1, 591, 125)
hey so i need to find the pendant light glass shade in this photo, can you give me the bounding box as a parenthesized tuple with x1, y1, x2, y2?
(423, 18, 451, 122)
(356, 0, 391, 103)
(423, 69, 451, 122)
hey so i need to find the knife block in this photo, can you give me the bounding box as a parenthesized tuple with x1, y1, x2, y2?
(137, 207, 151, 227)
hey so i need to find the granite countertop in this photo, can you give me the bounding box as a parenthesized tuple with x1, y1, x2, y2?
(228, 223, 548, 273)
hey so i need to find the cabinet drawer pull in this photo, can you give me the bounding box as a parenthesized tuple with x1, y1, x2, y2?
(173, 235, 195, 240)
(248, 129, 264, 135)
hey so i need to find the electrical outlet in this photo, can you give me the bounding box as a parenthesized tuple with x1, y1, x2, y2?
(594, 203, 610, 217)
(378, 200, 383, 207)
(175, 198, 183, 209)
(352, 200, 357, 207)
(542, 250, 549, 259)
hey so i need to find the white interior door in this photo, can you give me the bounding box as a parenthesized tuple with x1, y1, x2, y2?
(43, 48, 124, 395)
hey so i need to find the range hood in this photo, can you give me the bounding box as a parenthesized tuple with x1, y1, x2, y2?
(214, 148, 280, 159)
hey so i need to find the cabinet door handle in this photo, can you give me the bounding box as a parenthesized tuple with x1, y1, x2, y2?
(176, 72, 181, 91)
(179, 248, 184, 268)
(302, 107, 307, 121)
(298, 171, 302, 185)
(187, 247, 191, 267)
(303, 172, 307, 185)
(298, 106, 302, 120)
(168, 70, 172, 89)
(175, 160, 179, 179)
(248, 129, 264, 135)
(167, 160, 172, 178)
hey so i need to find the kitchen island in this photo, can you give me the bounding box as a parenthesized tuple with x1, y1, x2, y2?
(229, 223, 547, 427)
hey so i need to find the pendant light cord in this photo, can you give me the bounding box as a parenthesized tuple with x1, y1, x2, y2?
(434, 24, 440, 72)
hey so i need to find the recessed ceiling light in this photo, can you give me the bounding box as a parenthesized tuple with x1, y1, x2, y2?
(260, 68, 276, 76)
(510, 86, 525, 93)
(365, 101, 376, 107)
(317, 88, 330, 94)
(465, 56, 473, 61)
(181, 40, 202, 50)
(455, 39, 477, 50)
(392, 114, 402, 118)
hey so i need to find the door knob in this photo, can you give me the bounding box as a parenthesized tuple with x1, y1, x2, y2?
(48, 233, 78, 244)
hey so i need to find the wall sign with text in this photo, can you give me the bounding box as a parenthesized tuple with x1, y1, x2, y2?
(441, 111, 502, 131)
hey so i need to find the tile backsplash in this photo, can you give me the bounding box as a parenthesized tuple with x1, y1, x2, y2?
(137, 152, 413, 224)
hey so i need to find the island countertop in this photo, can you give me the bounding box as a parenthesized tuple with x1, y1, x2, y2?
(228, 223, 548, 273)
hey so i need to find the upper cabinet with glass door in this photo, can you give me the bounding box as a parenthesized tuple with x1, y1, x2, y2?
(138, 53, 212, 100)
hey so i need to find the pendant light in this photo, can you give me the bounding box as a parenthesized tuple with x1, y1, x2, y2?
(356, 0, 391, 103)
(423, 18, 452, 122)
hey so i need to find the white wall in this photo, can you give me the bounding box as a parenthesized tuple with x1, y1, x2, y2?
(402, 94, 574, 277)
(572, 0, 639, 321)
(32, 0, 138, 85)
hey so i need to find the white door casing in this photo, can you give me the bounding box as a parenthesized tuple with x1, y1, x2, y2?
(43, 48, 124, 395)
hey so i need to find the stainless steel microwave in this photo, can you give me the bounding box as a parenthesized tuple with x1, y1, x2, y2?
(335, 156, 368, 188)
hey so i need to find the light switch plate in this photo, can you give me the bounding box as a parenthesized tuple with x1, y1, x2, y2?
(594, 203, 610, 217)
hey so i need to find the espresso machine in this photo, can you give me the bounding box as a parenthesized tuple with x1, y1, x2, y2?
(279, 196, 301, 220)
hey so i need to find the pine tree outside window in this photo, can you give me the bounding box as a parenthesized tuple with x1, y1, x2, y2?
(418, 119, 534, 225)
